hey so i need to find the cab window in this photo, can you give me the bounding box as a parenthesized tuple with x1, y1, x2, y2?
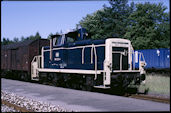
(66, 37, 75, 43)
(53, 36, 63, 46)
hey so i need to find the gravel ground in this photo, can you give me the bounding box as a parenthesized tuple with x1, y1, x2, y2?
(1, 78, 170, 111)
(1, 90, 74, 112)
(1, 104, 19, 112)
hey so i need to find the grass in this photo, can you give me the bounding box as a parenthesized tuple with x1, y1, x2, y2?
(139, 73, 170, 95)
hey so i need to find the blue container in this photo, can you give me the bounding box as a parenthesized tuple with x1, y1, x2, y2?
(135, 48, 170, 69)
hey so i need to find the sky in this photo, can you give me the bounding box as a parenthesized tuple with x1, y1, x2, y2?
(1, 0, 170, 41)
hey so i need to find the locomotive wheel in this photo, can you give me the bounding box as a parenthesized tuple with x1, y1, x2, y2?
(111, 74, 128, 95)
(20, 73, 24, 80)
(39, 73, 47, 84)
(80, 84, 92, 91)
(81, 85, 87, 91)
(65, 81, 70, 88)
(52, 74, 59, 86)
(71, 83, 77, 89)
(21, 73, 29, 81)
(47, 73, 54, 86)
(81, 76, 93, 91)
(86, 85, 92, 91)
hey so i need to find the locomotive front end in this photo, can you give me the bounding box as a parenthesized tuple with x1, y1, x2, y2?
(103, 38, 146, 90)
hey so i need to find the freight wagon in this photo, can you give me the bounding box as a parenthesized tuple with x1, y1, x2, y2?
(135, 48, 170, 70)
(1, 39, 49, 80)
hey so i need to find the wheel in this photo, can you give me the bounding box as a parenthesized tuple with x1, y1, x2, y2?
(111, 74, 128, 95)
(39, 73, 47, 84)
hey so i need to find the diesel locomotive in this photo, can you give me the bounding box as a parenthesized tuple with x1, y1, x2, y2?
(31, 28, 146, 90)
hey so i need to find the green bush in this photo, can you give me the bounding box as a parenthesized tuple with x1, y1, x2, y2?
(139, 73, 170, 95)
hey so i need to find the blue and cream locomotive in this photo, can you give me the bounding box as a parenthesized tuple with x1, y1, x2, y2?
(31, 28, 146, 90)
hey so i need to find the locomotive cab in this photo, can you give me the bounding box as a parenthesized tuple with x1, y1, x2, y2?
(50, 28, 89, 47)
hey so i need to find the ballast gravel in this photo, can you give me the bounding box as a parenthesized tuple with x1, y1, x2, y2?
(1, 104, 19, 112)
(1, 90, 74, 112)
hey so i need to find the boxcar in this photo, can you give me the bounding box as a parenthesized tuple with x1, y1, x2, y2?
(135, 48, 170, 70)
(1, 39, 49, 80)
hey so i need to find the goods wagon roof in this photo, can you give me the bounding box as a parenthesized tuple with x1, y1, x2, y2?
(1, 39, 47, 50)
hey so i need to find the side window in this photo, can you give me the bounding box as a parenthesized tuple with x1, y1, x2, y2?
(53, 38, 57, 46)
(66, 37, 75, 43)
(53, 36, 62, 46)
(56, 36, 62, 46)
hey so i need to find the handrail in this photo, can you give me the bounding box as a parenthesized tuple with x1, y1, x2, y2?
(31, 55, 41, 68)
(81, 44, 98, 80)
(92, 44, 97, 80)
(82, 47, 85, 64)
(112, 51, 146, 71)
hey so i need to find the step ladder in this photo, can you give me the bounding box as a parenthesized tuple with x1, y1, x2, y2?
(94, 85, 110, 89)
(31, 55, 41, 81)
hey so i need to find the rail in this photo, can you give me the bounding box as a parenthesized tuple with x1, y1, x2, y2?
(2, 99, 34, 112)
(129, 94, 170, 104)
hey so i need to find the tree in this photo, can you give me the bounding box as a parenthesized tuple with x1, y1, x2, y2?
(24, 32, 42, 41)
(1, 32, 43, 45)
(47, 33, 53, 39)
(47, 31, 61, 39)
(21, 36, 25, 41)
(124, 2, 170, 49)
(77, 0, 135, 39)
(13, 37, 19, 42)
(155, 12, 170, 48)
(1, 37, 13, 45)
(35, 32, 41, 39)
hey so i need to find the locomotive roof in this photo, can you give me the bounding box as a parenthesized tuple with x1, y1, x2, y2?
(1, 39, 47, 50)
(44, 39, 106, 50)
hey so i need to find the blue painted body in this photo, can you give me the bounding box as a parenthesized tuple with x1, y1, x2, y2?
(43, 39, 105, 70)
(42, 28, 170, 71)
(136, 48, 170, 69)
(132, 51, 141, 69)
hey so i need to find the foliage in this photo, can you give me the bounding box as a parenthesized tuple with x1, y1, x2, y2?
(47, 31, 60, 39)
(78, 0, 134, 40)
(1, 38, 14, 45)
(2, 0, 170, 49)
(24, 32, 41, 41)
(1, 32, 42, 45)
(77, 0, 170, 49)
(139, 73, 170, 95)
(13, 37, 19, 42)
(124, 2, 170, 49)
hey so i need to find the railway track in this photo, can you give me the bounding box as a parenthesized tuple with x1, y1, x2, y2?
(129, 94, 170, 104)
(1, 99, 34, 112)
(2, 78, 170, 105)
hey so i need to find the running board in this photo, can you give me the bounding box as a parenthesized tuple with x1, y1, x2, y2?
(94, 85, 110, 89)
(38, 68, 103, 74)
(32, 77, 39, 81)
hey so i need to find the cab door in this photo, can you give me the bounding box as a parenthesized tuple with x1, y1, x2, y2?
(112, 47, 128, 70)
